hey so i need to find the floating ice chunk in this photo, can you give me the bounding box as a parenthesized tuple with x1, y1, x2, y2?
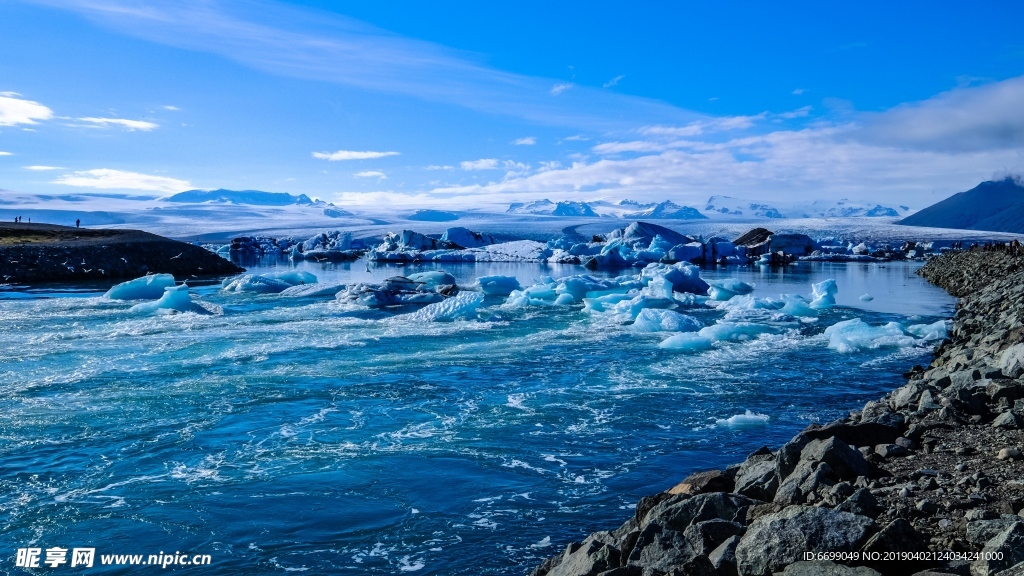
(716, 294, 777, 311)
(263, 270, 317, 286)
(632, 309, 702, 332)
(824, 318, 916, 353)
(581, 293, 637, 312)
(608, 294, 675, 318)
(659, 333, 714, 352)
(698, 322, 777, 342)
(779, 294, 818, 317)
(407, 271, 457, 289)
(130, 284, 211, 315)
(554, 293, 575, 305)
(280, 282, 346, 298)
(440, 227, 496, 248)
(557, 275, 630, 301)
(859, 294, 874, 302)
(716, 410, 769, 427)
(906, 320, 949, 341)
(222, 274, 294, 293)
(706, 278, 754, 301)
(336, 277, 445, 307)
(640, 262, 709, 295)
(474, 275, 521, 296)
(104, 273, 176, 300)
(406, 291, 485, 322)
(810, 278, 838, 309)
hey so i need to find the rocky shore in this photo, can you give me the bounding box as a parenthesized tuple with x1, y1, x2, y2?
(0, 223, 243, 284)
(530, 251, 1024, 576)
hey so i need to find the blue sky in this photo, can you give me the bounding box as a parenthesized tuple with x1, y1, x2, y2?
(2, 0, 1024, 209)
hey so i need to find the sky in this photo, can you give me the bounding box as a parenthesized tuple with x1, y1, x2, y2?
(1, 0, 1024, 210)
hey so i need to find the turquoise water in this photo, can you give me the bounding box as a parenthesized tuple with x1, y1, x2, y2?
(0, 261, 953, 574)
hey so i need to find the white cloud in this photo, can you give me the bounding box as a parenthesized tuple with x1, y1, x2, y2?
(53, 169, 192, 194)
(0, 95, 54, 126)
(603, 75, 625, 88)
(78, 117, 159, 131)
(550, 83, 573, 96)
(792, 88, 805, 95)
(425, 164, 454, 170)
(562, 135, 589, 142)
(511, 136, 536, 146)
(778, 105, 812, 119)
(353, 170, 387, 179)
(0, 151, 11, 156)
(24, 165, 65, 171)
(460, 158, 500, 170)
(312, 150, 400, 161)
(163, 105, 180, 111)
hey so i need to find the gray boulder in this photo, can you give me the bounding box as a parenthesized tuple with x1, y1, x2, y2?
(971, 522, 1024, 576)
(772, 561, 881, 575)
(735, 505, 876, 576)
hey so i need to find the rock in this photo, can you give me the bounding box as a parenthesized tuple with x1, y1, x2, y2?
(801, 422, 903, 448)
(683, 519, 745, 556)
(992, 411, 1024, 429)
(800, 437, 879, 481)
(892, 382, 925, 411)
(734, 506, 876, 576)
(861, 518, 931, 574)
(734, 458, 779, 501)
(993, 561, 1024, 576)
(875, 443, 910, 458)
(773, 561, 881, 575)
(668, 469, 734, 495)
(967, 518, 1021, 546)
(998, 343, 1024, 378)
(640, 493, 759, 533)
(547, 539, 621, 576)
(988, 380, 1024, 403)
(916, 499, 940, 514)
(918, 389, 942, 412)
(836, 489, 883, 518)
(709, 535, 740, 576)
(998, 448, 1023, 460)
(971, 522, 1024, 576)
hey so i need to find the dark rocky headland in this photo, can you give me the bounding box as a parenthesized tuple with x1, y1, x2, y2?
(0, 223, 243, 284)
(530, 250, 1024, 576)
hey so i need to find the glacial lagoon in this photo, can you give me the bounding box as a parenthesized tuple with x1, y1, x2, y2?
(0, 260, 954, 574)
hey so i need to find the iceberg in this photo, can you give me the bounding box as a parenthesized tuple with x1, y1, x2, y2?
(716, 410, 770, 427)
(130, 284, 211, 315)
(473, 275, 521, 296)
(859, 294, 875, 302)
(632, 309, 702, 333)
(264, 270, 318, 285)
(280, 283, 346, 298)
(104, 274, 176, 300)
(824, 319, 916, 353)
(406, 291, 485, 322)
(906, 320, 949, 341)
(335, 276, 448, 307)
(809, 278, 838, 309)
(640, 262, 709, 295)
(440, 227, 496, 248)
(778, 295, 818, 318)
(222, 274, 295, 294)
(706, 278, 754, 301)
(698, 322, 777, 342)
(659, 333, 714, 352)
(407, 271, 457, 289)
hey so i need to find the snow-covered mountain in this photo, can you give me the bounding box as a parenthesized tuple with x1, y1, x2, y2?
(625, 200, 707, 220)
(794, 199, 904, 218)
(703, 196, 784, 218)
(506, 199, 599, 217)
(167, 189, 315, 206)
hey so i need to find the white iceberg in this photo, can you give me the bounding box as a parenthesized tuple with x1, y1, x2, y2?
(824, 319, 916, 353)
(280, 283, 346, 298)
(222, 274, 294, 293)
(632, 309, 702, 333)
(104, 274, 176, 300)
(809, 278, 838, 309)
(659, 333, 714, 352)
(473, 275, 521, 296)
(706, 278, 754, 301)
(407, 271, 457, 289)
(716, 410, 770, 427)
(130, 284, 211, 315)
(905, 320, 949, 341)
(406, 291, 485, 322)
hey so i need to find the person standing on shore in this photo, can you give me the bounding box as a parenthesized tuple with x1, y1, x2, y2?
(76, 218, 80, 228)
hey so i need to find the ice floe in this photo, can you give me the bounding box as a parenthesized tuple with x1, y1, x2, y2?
(130, 284, 212, 315)
(104, 273, 176, 300)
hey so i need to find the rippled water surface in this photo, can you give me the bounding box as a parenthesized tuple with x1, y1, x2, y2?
(0, 260, 954, 574)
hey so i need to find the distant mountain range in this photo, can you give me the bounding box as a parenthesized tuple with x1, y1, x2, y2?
(167, 189, 315, 206)
(506, 196, 904, 220)
(898, 178, 1024, 233)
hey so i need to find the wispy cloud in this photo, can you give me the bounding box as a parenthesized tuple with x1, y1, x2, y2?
(24, 165, 65, 170)
(0, 151, 12, 156)
(163, 105, 180, 110)
(312, 150, 400, 161)
(77, 117, 159, 131)
(353, 170, 387, 179)
(511, 136, 536, 146)
(460, 158, 500, 170)
(425, 164, 454, 170)
(778, 105, 812, 119)
(53, 168, 192, 193)
(792, 88, 805, 95)
(550, 83, 573, 96)
(0, 94, 54, 126)
(603, 75, 625, 88)
(42, 0, 702, 130)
